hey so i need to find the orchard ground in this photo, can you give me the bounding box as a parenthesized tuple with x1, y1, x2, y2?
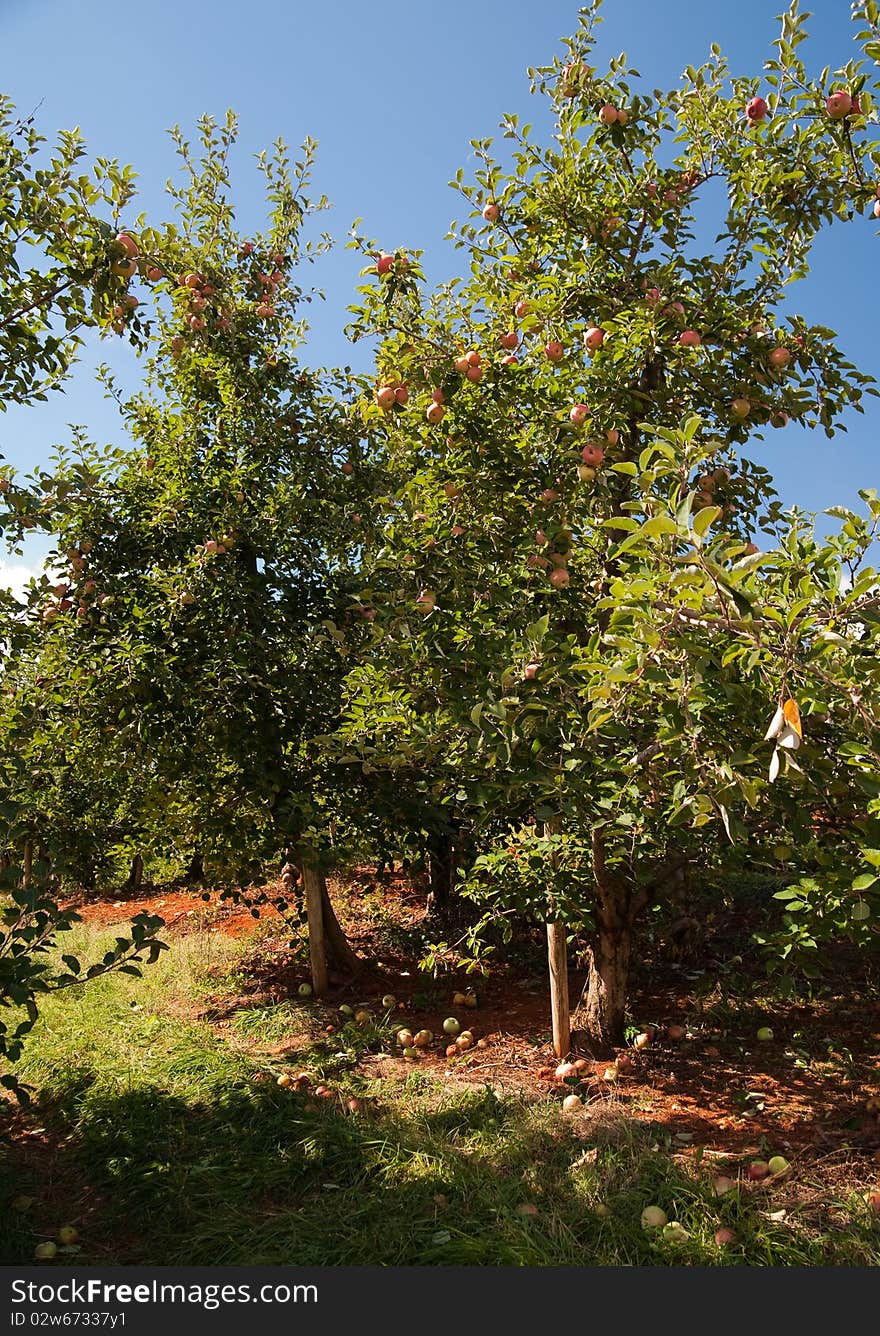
(1, 871, 878, 1266)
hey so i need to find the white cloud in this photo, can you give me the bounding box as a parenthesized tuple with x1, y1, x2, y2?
(0, 558, 48, 602)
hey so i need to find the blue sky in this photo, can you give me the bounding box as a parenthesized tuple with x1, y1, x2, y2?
(1, 0, 878, 582)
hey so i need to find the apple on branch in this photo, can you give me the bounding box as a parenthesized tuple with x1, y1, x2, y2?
(826, 91, 853, 119)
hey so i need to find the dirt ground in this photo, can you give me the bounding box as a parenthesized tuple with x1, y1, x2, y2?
(63, 873, 880, 1172)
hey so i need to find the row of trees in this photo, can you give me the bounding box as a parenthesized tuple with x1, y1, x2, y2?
(4, 2, 880, 1089)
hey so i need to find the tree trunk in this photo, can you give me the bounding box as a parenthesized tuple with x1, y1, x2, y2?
(543, 816, 571, 1058)
(302, 860, 329, 996)
(547, 921, 571, 1058)
(21, 840, 33, 889)
(579, 919, 631, 1054)
(319, 875, 362, 974)
(572, 828, 639, 1055)
(184, 850, 204, 884)
(426, 829, 455, 917)
(125, 853, 144, 894)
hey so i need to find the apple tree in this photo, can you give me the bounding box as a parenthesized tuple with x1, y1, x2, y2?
(341, 0, 880, 1053)
(15, 114, 378, 993)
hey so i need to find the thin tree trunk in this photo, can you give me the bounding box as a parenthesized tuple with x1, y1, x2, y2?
(544, 816, 571, 1058)
(547, 921, 571, 1058)
(426, 829, 455, 917)
(22, 840, 33, 889)
(126, 853, 144, 893)
(302, 861, 329, 996)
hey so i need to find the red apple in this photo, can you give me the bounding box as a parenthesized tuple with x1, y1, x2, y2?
(514, 299, 531, 319)
(376, 385, 397, 410)
(146, 266, 163, 282)
(678, 329, 701, 348)
(115, 232, 139, 259)
(545, 340, 564, 362)
(341, 462, 354, 475)
(581, 442, 605, 467)
(501, 354, 519, 365)
(768, 346, 790, 369)
(111, 257, 136, 279)
(482, 202, 500, 222)
(395, 384, 409, 405)
(569, 404, 590, 426)
(605, 428, 620, 446)
(549, 567, 570, 589)
(583, 326, 605, 352)
(426, 403, 445, 424)
(873, 200, 880, 219)
(616, 108, 629, 126)
(731, 397, 751, 420)
(599, 104, 618, 125)
(746, 96, 768, 122)
(431, 387, 445, 405)
(714, 1227, 736, 1247)
(747, 1160, 770, 1181)
(826, 91, 853, 119)
(376, 253, 394, 275)
(500, 330, 519, 350)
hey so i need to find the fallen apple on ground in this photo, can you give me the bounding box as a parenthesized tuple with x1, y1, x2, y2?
(640, 1206, 668, 1230)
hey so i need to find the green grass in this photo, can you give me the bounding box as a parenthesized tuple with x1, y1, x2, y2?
(2, 923, 878, 1266)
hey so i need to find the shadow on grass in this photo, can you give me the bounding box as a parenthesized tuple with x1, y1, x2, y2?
(3, 1070, 878, 1267)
